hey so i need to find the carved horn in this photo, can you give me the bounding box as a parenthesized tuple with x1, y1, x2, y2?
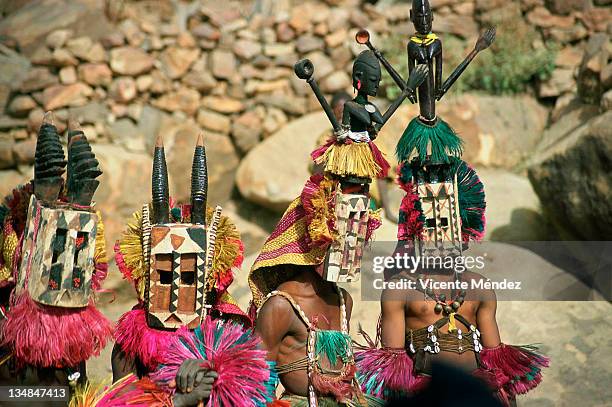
(66, 119, 102, 206)
(33, 111, 66, 202)
(190, 133, 207, 225)
(152, 136, 170, 224)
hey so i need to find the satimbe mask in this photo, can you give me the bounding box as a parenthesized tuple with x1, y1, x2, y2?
(321, 189, 370, 284)
(17, 116, 102, 308)
(143, 135, 220, 330)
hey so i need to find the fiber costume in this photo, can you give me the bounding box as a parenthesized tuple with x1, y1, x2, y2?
(249, 171, 381, 406)
(113, 135, 272, 406)
(248, 51, 423, 407)
(354, 2, 548, 405)
(0, 113, 112, 383)
(355, 315, 549, 405)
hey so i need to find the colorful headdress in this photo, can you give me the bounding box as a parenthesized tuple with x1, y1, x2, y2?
(397, 159, 486, 257)
(114, 134, 246, 370)
(0, 113, 112, 368)
(249, 173, 382, 308)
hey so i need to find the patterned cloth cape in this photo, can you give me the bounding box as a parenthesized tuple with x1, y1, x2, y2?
(249, 174, 382, 308)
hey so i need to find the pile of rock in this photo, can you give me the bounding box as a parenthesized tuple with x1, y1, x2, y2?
(1, 0, 608, 162)
(0, 0, 610, 242)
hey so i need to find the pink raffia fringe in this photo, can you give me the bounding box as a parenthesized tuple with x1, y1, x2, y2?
(93, 374, 157, 407)
(397, 181, 424, 241)
(368, 141, 390, 178)
(476, 343, 550, 405)
(311, 138, 334, 161)
(115, 307, 180, 372)
(83, 374, 172, 407)
(92, 261, 108, 291)
(151, 317, 270, 407)
(310, 362, 358, 403)
(0, 293, 112, 368)
(113, 242, 133, 282)
(365, 213, 382, 242)
(355, 347, 427, 398)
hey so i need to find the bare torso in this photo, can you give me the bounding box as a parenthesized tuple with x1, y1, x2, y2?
(256, 268, 353, 397)
(381, 270, 501, 373)
(405, 295, 480, 371)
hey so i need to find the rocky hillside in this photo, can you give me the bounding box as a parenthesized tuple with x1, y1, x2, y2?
(0, 0, 610, 245)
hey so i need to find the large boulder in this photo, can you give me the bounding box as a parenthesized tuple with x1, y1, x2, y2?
(376, 94, 548, 171)
(477, 168, 552, 241)
(577, 33, 609, 106)
(236, 112, 330, 212)
(528, 110, 612, 240)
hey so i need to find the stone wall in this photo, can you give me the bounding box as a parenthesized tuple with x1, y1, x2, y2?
(0, 0, 610, 243)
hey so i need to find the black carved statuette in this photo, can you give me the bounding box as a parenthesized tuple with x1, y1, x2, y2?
(343, 50, 428, 137)
(357, 0, 495, 125)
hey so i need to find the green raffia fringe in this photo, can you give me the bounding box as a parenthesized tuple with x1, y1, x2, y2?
(455, 160, 486, 239)
(256, 360, 279, 407)
(396, 117, 463, 164)
(315, 330, 352, 364)
(397, 162, 413, 185)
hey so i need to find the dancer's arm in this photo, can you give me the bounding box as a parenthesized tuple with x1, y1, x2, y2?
(380, 289, 406, 348)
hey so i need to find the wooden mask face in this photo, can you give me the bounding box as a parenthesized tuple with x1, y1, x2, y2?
(18, 195, 97, 308)
(146, 222, 207, 329)
(322, 192, 370, 283)
(413, 166, 462, 258)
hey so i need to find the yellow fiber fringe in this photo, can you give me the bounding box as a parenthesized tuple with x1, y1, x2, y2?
(117, 208, 147, 297)
(319, 143, 380, 179)
(69, 375, 132, 407)
(93, 210, 107, 265)
(69, 379, 108, 407)
(205, 206, 242, 291)
(0, 222, 17, 284)
(306, 177, 338, 246)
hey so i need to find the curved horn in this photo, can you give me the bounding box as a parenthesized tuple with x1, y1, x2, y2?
(151, 136, 170, 224)
(66, 120, 102, 206)
(33, 111, 66, 201)
(190, 133, 207, 225)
